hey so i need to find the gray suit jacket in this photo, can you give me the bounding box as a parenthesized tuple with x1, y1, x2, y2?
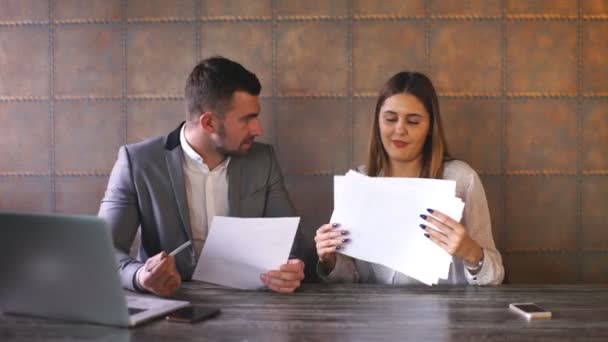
(99, 122, 299, 291)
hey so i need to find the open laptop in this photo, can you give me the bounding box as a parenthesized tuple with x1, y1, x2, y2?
(0, 212, 189, 327)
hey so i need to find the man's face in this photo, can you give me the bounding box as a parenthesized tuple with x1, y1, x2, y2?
(213, 91, 262, 156)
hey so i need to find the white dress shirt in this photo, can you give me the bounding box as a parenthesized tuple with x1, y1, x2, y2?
(180, 125, 230, 257)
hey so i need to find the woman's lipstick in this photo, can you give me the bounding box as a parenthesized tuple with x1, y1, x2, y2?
(392, 140, 408, 148)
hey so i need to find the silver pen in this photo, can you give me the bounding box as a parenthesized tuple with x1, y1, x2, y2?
(169, 240, 192, 257)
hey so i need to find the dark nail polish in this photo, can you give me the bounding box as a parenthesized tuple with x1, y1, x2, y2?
(420, 214, 427, 220)
(427, 208, 434, 214)
(342, 238, 350, 243)
(424, 233, 430, 238)
(336, 245, 342, 250)
(419, 224, 426, 229)
(341, 230, 349, 235)
(331, 223, 340, 228)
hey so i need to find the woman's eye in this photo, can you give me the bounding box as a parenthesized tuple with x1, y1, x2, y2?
(406, 115, 422, 125)
(384, 117, 398, 122)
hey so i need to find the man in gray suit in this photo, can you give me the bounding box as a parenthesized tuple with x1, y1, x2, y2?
(99, 57, 305, 297)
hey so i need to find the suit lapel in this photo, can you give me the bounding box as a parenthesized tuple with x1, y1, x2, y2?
(227, 156, 242, 217)
(165, 129, 193, 242)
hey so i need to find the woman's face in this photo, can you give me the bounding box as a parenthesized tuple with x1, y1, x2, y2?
(378, 93, 431, 166)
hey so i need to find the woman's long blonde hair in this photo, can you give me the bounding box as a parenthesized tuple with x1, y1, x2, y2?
(366, 71, 451, 179)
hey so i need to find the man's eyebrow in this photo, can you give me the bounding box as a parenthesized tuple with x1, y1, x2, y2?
(241, 112, 259, 119)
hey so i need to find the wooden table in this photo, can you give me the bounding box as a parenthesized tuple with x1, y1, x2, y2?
(2, 283, 608, 341)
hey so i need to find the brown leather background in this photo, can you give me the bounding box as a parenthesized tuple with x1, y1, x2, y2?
(1, 0, 607, 283)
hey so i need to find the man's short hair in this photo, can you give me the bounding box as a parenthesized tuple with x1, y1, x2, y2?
(185, 56, 261, 122)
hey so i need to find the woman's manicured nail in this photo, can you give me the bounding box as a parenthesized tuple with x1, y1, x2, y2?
(424, 233, 430, 238)
(341, 230, 349, 235)
(420, 214, 427, 220)
(419, 224, 426, 229)
(342, 238, 350, 243)
(336, 245, 342, 250)
(331, 223, 340, 228)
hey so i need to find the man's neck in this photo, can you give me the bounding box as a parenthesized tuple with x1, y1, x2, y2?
(184, 125, 226, 171)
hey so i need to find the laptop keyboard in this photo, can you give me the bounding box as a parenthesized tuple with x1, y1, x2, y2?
(128, 307, 146, 315)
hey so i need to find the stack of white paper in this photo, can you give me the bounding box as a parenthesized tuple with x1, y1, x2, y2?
(331, 170, 464, 285)
(192, 216, 300, 289)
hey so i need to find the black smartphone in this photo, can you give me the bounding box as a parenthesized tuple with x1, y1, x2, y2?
(166, 306, 220, 323)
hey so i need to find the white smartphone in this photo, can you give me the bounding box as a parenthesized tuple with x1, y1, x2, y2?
(509, 303, 552, 320)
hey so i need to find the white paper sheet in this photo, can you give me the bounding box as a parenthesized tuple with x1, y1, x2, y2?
(192, 216, 299, 289)
(331, 171, 464, 285)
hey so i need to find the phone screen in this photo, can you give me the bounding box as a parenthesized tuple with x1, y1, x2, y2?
(166, 306, 220, 323)
(513, 304, 546, 313)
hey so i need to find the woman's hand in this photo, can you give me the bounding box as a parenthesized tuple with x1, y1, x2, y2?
(420, 209, 483, 267)
(314, 223, 350, 272)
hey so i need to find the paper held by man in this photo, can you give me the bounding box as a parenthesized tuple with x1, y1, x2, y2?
(331, 170, 464, 285)
(192, 216, 299, 289)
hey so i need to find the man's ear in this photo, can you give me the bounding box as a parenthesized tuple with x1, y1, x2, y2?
(199, 112, 217, 133)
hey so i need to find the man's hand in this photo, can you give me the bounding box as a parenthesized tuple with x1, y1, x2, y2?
(260, 259, 305, 293)
(136, 251, 181, 297)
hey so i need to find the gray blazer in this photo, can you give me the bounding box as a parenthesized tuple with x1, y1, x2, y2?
(99, 123, 298, 291)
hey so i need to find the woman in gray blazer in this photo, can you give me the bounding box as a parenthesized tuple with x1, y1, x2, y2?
(315, 71, 504, 286)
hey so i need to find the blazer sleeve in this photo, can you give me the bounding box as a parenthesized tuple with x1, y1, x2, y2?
(98, 146, 144, 291)
(461, 170, 505, 285)
(263, 145, 296, 217)
(262, 145, 305, 259)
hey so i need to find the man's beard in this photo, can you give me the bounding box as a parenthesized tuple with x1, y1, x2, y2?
(214, 124, 254, 157)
